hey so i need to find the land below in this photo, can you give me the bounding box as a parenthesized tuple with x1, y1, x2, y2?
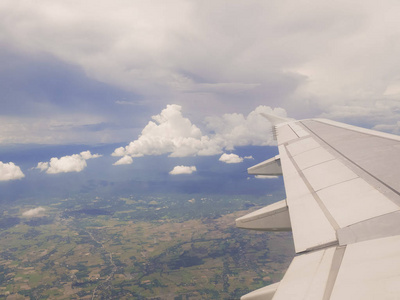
(0, 194, 294, 299)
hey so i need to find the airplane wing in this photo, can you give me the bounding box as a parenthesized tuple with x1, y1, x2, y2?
(236, 116, 400, 300)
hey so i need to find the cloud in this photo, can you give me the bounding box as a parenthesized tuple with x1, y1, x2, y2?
(204, 105, 287, 150)
(22, 207, 45, 217)
(2, 0, 400, 143)
(36, 162, 49, 171)
(113, 155, 133, 165)
(112, 104, 222, 158)
(255, 175, 279, 179)
(112, 104, 285, 161)
(319, 99, 400, 130)
(169, 165, 197, 175)
(80, 150, 101, 160)
(0, 162, 25, 181)
(0, 114, 134, 145)
(219, 153, 243, 164)
(373, 121, 400, 135)
(37, 151, 102, 174)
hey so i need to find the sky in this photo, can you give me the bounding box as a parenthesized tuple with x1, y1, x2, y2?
(1, 1, 400, 195)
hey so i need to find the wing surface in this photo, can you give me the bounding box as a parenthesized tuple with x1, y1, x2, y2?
(237, 117, 400, 300)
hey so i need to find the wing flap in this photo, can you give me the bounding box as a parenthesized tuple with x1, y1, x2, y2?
(278, 143, 337, 252)
(247, 155, 282, 176)
(317, 177, 399, 228)
(287, 193, 337, 252)
(272, 247, 336, 300)
(235, 199, 291, 231)
(331, 235, 400, 300)
(240, 282, 279, 300)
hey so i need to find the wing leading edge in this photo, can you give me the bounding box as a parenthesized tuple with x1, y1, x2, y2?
(237, 116, 400, 299)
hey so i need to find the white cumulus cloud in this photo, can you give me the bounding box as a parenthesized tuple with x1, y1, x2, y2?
(0, 162, 25, 181)
(36, 162, 49, 171)
(37, 151, 102, 174)
(112, 104, 220, 158)
(219, 153, 243, 164)
(169, 165, 197, 175)
(113, 155, 133, 165)
(112, 104, 285, 162)
(80, 150, 101, 160)
(204, 105, 286, 150)
(22, 207, 46, 217)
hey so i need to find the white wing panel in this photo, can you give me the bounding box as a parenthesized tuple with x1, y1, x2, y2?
(317, 178, 399, 228)
(288, 193, 337, 252)
(279, 145, 337, 252)
(278, 145, 309, 200)
(292, 146, 335, 170)
(288, 123, 309, 138)
(331, 235, 400, 300)
(305, 247, 337, 300)
(272, 247, 336, 300)
(276, 124, 299, 144)
(302, 159, 358, 191)
(286, 137, 320, 156)
(301, 119, 400, 202)
(313, 118, 400, 142)
(241, 282, 279, 300)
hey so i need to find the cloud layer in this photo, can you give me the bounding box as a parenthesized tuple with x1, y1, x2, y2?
(1, 1, 400, 147)
(113, 104, 285, 162)
(169, 165, 197, 175)
(0, 161, 25, 181)
(37, 151, 101, 174)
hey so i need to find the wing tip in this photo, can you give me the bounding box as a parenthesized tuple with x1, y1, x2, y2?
(260, 113, 293, 126)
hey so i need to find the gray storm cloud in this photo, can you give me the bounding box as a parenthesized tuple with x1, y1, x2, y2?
(1, 0, 400, 146)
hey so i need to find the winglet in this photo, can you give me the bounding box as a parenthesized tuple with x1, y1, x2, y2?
(260, 113, 292, 126)
(261, 113, 293, 141)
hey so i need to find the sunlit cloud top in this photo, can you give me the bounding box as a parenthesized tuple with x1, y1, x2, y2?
(0, 162, 25, 181)
(219, 154, 243, 164)
(37, 151, 102, 174)
(112, 104, 284, 163)
(169, 165, 197, 175)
